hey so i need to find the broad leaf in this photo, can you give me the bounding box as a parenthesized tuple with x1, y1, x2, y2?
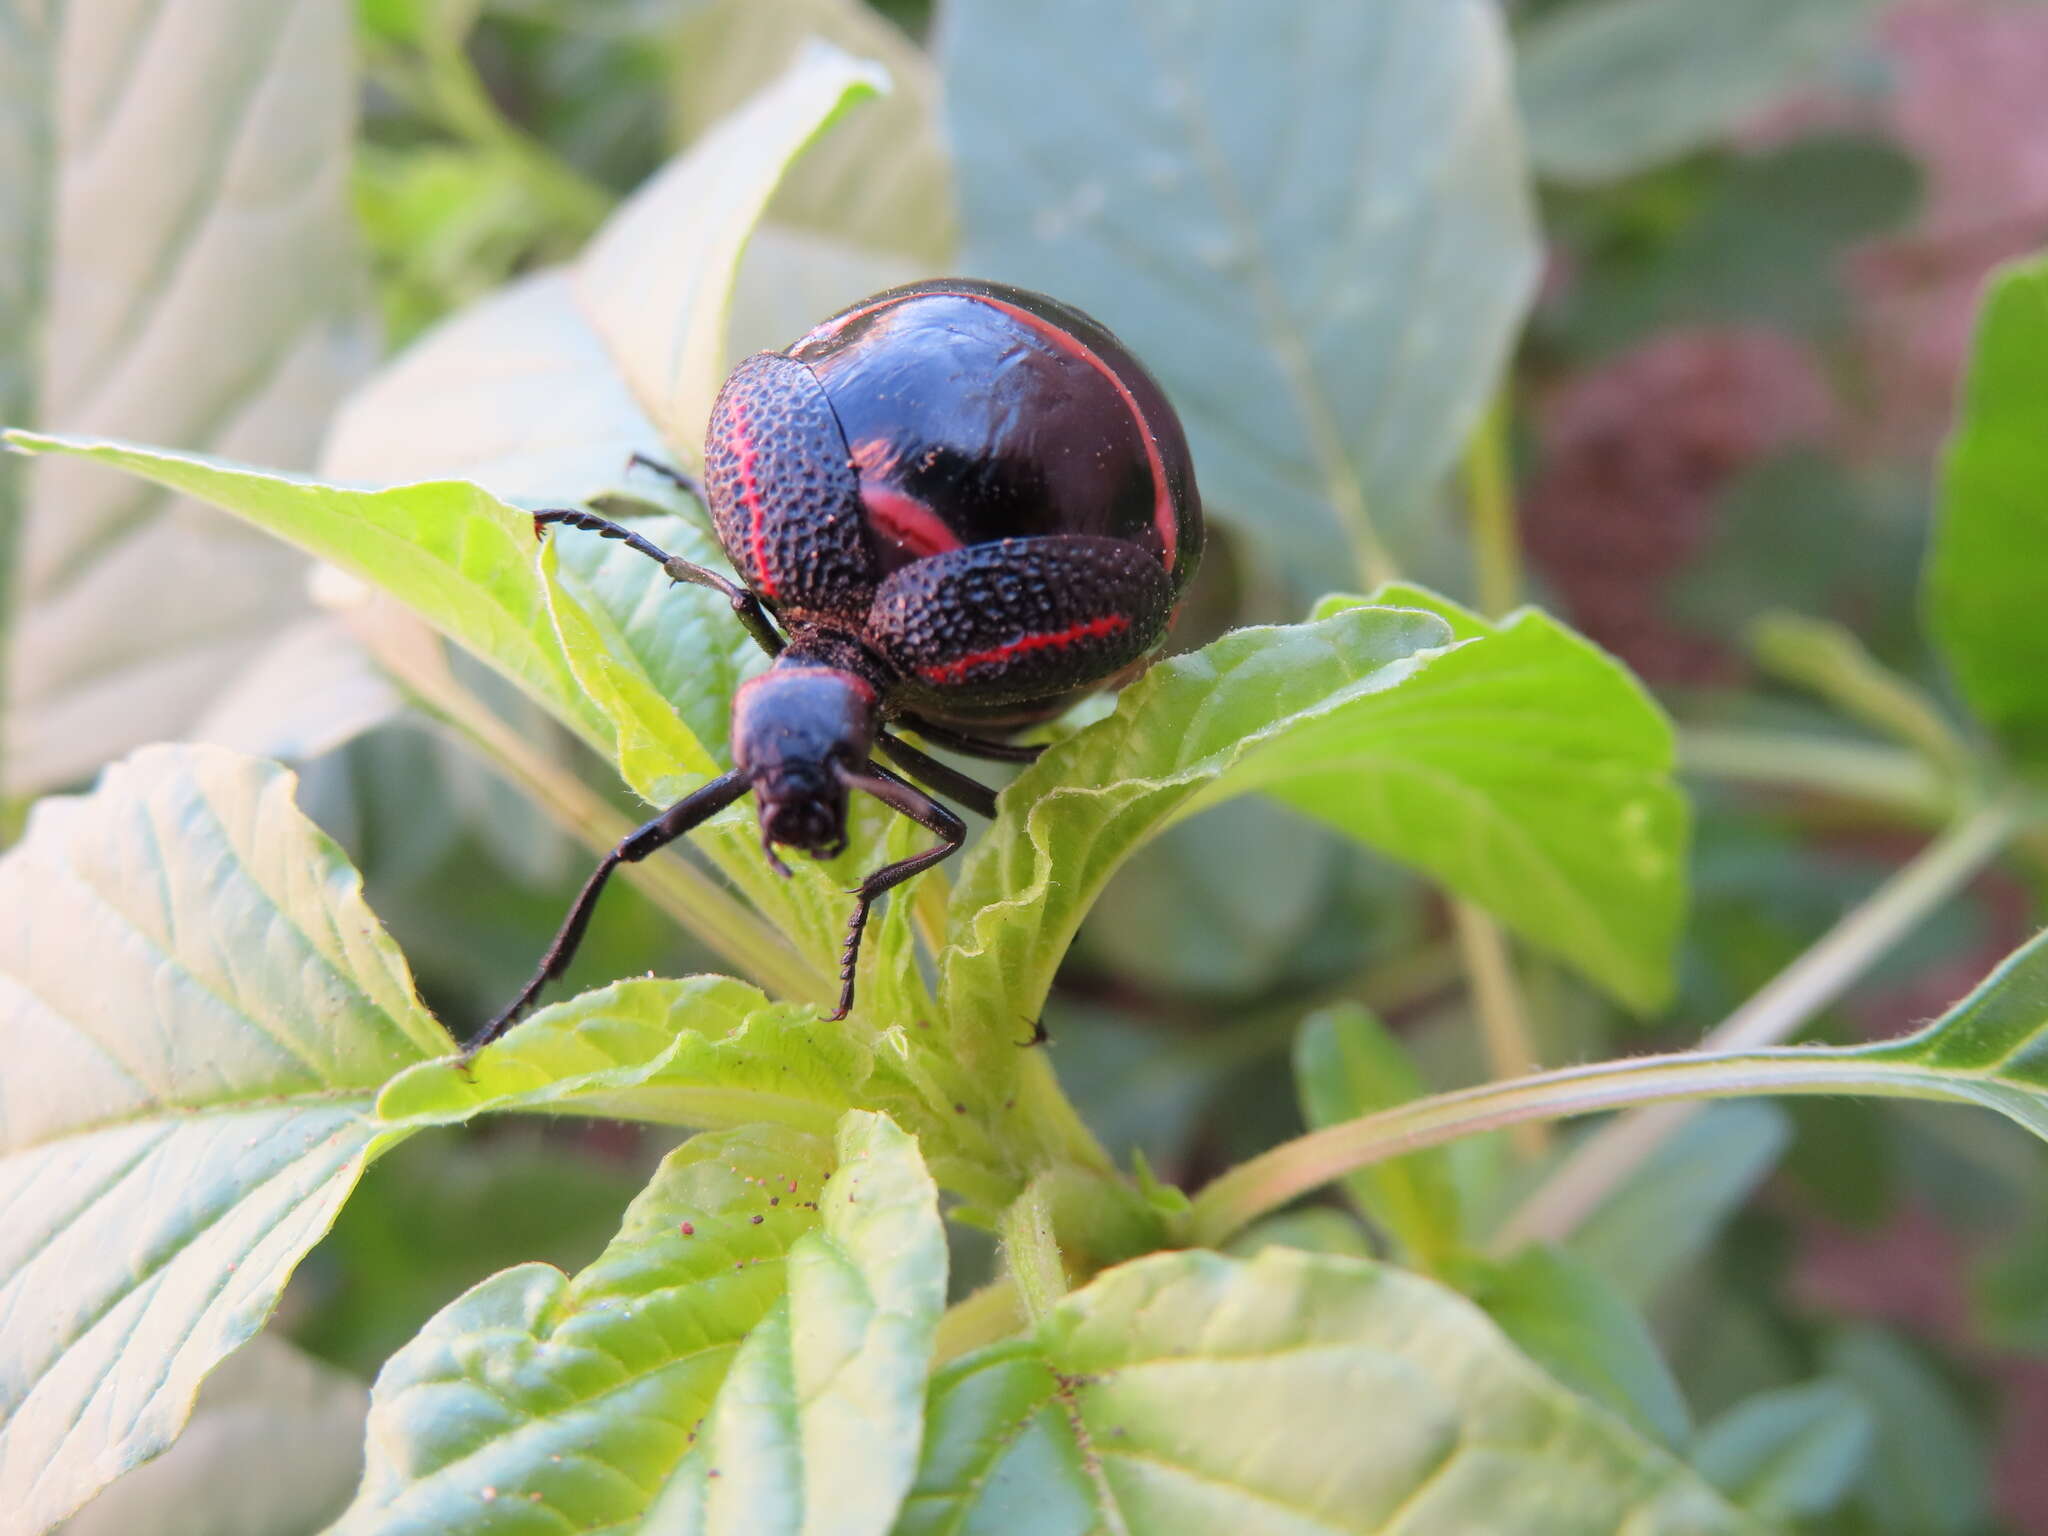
(1294, 1004, 1462, 1271)
(1927, 254, 2048, 774)
(1464, 1246, 1692, 1450)
(56, 1335, 369, 1536)
(576, 42, 887, 454)
(1826, 1327, 1986, 1535)
(671, 0, 954, 265)
(1518, 0, 1883, 184)
(321, 269, 664, 507)
(942, 0, 1538, 566)
(375, 977, 1002, 1212)
(1, 434, 610, 747)
(943, 591, 1686, 1106)
(5, 0, 369, 796)
(899, 1248, 1757, 1534)
(1565, 1102, 1792, 1305)
(642, 1112, 946, 1535)
(331, 1123, 838, 1534)
(1691, 1379, 1873, 1523)
(0, 745, 443, 1531)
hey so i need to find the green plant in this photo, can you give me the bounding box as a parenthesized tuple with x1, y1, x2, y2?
(5, 2, 2047, 1532)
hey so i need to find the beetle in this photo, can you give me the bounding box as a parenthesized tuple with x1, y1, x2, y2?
(472, 277, 1202, 1049)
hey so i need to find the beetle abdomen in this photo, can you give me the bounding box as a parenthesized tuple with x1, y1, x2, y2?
(705, 352, 874, 622)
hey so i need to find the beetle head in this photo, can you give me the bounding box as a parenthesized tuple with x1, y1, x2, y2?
(731, 663, 879, 873)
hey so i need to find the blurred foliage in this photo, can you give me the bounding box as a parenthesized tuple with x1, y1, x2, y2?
(12, 0, 2048, 1531)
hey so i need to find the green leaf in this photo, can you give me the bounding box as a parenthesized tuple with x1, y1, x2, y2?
(1464, 1245, 1692, 1450)
(941, 603, 1449, 1083)
(575, 41, 888, 454)
(942, 0, 1538, 566)
(1568, 1102, 1792, 1305)
(671, 0, 954, 265)
(1518, 0, 1883, 184)
(1294, 1004, 1462, 1270)
(0, 744, 443, 1531)
(0, 434, 611, 748)
(1691, 1379, 1874, 1523)
(1928, 253, 2048, 773)
(901, 1248, 1759, 1535)
(944, 590, 1686, 1096)
(54, 1335, 369, 1536)
(331, 1123, 838, 1533)
(377, 976, 873, 1136)
(642, 1112, 946, 1535)
(1826, 1327, 1986, 1535)
(4, 0, 370, 797)
(321, 269, 665, 507)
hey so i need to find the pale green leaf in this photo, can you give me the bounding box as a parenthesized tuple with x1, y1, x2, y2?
(899, 1248, 1758, 1535)
(1827, 1327, 1985, 1535)
(643, 1112, 946, 1536)
(1294, 1004, 1462, 1270)
(1466, 1246, 1692, 1450)
(320, 269, 664, 507)
(943, 0, 1538, 564)
(1691, 1379, 1874, 1523)
(331, 1124, 838, 1534)
(5, 0, 371, 796)
(575, 42, 887, 453)
(726, 225, 924, 366)
(1566, 1102, 1791, 1305)
(54, 1335, 369, 1536)
(1518, 0, 1883, 184)
(0, 744, 441, 1531)
(1, 434, 611, 747)
(1927, 254, 2048, 773)
(671, 0, 954, 266)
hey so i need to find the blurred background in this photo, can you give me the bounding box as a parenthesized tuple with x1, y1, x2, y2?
(9, 1, 2048, 1530)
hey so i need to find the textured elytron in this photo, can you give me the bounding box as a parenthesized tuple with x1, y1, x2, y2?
(704, 352, 875, 623)
(869, 535, 1172, 710)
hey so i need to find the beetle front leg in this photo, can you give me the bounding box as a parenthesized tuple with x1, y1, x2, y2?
(831, 763, 966, 1019)
(532, 507, 785, 657)
(467, 769, 752, 1057)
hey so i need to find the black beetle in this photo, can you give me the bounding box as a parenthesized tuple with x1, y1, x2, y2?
(474, 278, 1202, 1047)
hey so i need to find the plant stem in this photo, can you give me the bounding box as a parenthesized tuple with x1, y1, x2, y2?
(1463, 392, 1520, 618)
(1679, 727, 1951, 822)
(1452, 901, 1548, 1158)
(1186, 1034, 2021, 1249)
(1452, 391, 1546, 1152)
(1493, 790, 2024, 1248)
(1001, 1177, 1069, 1324)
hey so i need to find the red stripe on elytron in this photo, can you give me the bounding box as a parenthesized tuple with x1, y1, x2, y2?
(727, 397, 778, 600)
(972, 294, 1180, 575)
(862, 485, 963, 558)
(919, 613, 1131, 686)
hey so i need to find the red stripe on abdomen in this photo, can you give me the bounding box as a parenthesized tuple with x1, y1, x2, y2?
(728, 398, 777, 600)
(919, 614, 1130, 686)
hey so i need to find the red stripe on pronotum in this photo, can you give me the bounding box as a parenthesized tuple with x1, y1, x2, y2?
(920, 614, 1131, 686)
(727, 398, 778, 600)
(972, 294, 1180, 574)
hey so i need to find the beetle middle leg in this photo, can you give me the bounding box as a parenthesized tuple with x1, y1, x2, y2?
(831, 763, 966, 1020)
(875, 729, 1000, 818)
(467, 769, 752, 1056)
(532, 507, 785, 657)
